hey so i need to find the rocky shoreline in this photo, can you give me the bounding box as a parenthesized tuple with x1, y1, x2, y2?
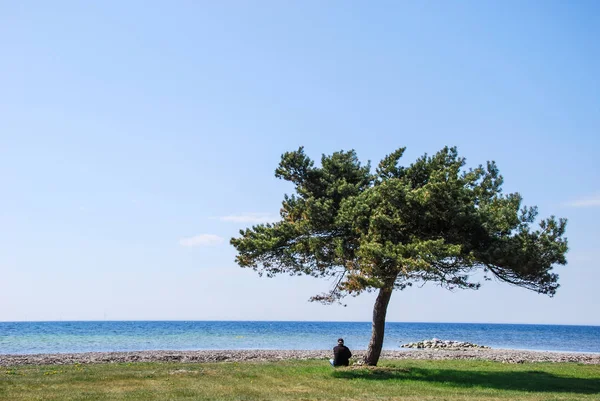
(401, 338, 490, 349)
(1, 349, 599, 367)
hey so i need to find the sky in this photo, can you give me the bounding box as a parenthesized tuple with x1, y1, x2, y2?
(1, 1, 599, 325)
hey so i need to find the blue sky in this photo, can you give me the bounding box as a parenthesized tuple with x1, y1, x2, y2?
(1, 1, 598, 324)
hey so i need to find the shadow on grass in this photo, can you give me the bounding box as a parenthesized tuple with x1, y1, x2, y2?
(332, 367, 600, 394)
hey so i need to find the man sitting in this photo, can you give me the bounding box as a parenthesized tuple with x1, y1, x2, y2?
(330, 338, 352, 367)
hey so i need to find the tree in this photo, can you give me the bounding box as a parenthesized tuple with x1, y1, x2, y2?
(230, 146, 568, 366)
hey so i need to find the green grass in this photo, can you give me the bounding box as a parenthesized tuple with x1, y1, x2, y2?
(1, 359, 599, 400)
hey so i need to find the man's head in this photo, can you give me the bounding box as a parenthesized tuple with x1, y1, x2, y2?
(337, 338, 344, 345)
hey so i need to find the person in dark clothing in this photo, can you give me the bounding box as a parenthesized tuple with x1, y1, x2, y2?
(330, 338, 352, 367)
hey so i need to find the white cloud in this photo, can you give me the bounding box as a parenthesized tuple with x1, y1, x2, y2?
(219, 213, 279, 224)
(179, 234, 224, 247)
(565, 194, 600, 208)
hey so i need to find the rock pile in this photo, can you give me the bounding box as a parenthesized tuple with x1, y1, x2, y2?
(401, 338, 490, 349)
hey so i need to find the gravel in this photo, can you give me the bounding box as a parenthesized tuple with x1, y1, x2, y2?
(1, 349, 599, 367)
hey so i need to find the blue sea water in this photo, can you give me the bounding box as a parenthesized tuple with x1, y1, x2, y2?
(1, 321, 598, 355)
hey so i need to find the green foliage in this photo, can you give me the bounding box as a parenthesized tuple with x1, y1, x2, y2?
(231, 146, 568, 303)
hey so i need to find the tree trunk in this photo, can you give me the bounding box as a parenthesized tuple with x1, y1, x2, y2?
(364, 282, 395, 366)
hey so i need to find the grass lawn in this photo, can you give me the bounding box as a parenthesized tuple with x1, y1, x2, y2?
(1, 359, 599, 400)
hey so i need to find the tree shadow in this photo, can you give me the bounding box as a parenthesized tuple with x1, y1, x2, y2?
(332, 366, 600, 394)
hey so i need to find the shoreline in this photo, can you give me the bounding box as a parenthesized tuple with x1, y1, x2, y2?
(2, 348, 599, 367)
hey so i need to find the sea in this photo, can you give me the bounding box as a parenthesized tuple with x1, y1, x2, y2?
(1, 321, 599, 355)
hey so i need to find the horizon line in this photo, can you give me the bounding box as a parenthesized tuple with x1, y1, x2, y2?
(1, 319, 598, 327)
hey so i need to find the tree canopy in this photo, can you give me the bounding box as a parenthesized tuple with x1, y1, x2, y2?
(231, 146, 568, 365)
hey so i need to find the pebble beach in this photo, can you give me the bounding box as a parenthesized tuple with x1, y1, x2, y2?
(2, 348, 599, 367)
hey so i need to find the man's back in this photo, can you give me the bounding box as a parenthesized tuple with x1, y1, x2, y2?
(333, 344, 352, 366)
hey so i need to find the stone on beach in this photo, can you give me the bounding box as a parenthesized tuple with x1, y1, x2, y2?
(1, 349, 599, 367)
(401, 338, 490, 350)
